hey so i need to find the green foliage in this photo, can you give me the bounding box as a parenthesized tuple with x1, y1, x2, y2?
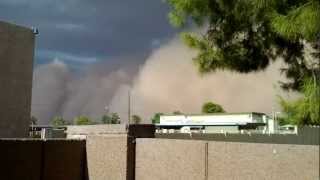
(278, 97, 303, 125)
(131, 115, 142, 124)
(202, 102, 225, 113)
(73, 116, 92, 125)
(101, 113, 121, 124)
(151, 113, 164, 124)
(30, 116, 38, 125)
(169, 0, 277, 72)
(277, 116, 292, 126)
(51, 116, 69, 126)
(301, 76, 320, 124)
(269, 1, 320, 41)
(278, 77, 320, 125)
(168, 0, 320, 126)
(110, 113, 121, 124)
(101, 114, 112, 124)
(167, 0, 210, 27)
(167, 0, 319, 91)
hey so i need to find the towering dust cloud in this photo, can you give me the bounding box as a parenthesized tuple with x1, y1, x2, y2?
(32, 37, 294, 124)
(109, 38, 293, 122)
(32, 59, 133, 124)
(32, 59, 70, 124)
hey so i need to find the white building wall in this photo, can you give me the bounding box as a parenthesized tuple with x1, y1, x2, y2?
(160, 113, 263, 126)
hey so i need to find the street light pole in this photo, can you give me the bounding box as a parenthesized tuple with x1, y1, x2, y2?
(128, 90, 131, 124)
(104, 106, 109, 115)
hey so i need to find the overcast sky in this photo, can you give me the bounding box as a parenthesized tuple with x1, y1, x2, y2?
(0, 0, 177, 69)
(1, 0, 290, 122)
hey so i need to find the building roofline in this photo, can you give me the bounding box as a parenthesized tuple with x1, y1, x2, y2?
(160, 112, 266, 116)
(0, 21, 33, 32)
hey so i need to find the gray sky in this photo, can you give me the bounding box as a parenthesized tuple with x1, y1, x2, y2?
(0, 0, 177, 69)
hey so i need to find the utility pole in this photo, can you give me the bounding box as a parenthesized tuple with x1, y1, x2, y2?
(128, 90, 131, 124)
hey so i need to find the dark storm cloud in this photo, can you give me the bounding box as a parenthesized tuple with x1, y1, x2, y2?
(0, 0, 177, 65)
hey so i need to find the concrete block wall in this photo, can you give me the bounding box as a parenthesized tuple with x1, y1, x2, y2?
(0, 125, 317, 180)
(85, 125, 155, 180)
(135, 138, 206, 180)
(136, 138, 320, 180)
(207, 141, 319, 180)
(86, 135, 129, 180)
(66, 124, 128, 139)
(67, 124, 156, 139)
(0, 21, 35, 138)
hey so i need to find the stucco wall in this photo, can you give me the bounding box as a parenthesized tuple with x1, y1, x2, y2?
(86, 135, 128, 180)
(0, 131, 318, 180)
(135, 138, 206, 180)
(207, 141, 319, 180)
(0, 21, 35, 138)
(71, 124, 155, 180)
(136, 138, 320, 180)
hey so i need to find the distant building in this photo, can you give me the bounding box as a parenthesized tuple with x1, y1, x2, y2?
(278, 124, 298, 134)
(29, 125, 67, 139)
(66, 124, 128, 139)
(0, 21, 36, 138)
(157, 112, 278, 134)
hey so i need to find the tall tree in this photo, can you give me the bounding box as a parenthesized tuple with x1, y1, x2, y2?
(131, 115, 142, 124)
(167, 0, 319, 91)
(266, 0, 320, 42)
(51, 116, 69, 126)
(30, 116, 38, 126)
(151, 113, 164, 124)
(260, 0, 320, 90)
(279, 77, 320, 125)
(202, 102, 225, 113)
(110, 113, 121, 124)
(73, 116, 92, 125)
(167, 0, 320, 125)
(101, 114, 112, 124)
